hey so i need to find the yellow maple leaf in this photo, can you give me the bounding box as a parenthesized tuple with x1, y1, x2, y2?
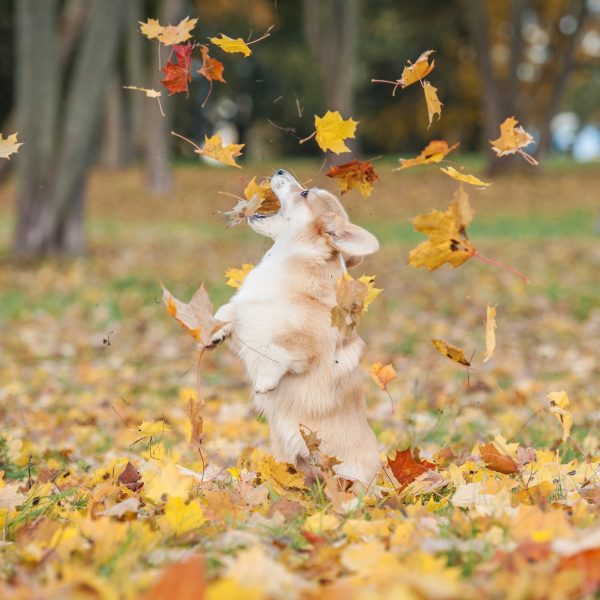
(250, 449, 305, 493)
(139, 18, 163, 40)
(139, 16, 197, 45)
(144, 463, 193, 502)
(432, 339, 471, 366)
(400, 50, 435, 88)
(210, 34, 252, 57)
(423, 81, 442, 128)
(440, 166, 490, 187)
(314, 111, 358, 154)
(137, 419, 171, 439)
(225, 263, 254, 288)
(370, 363, 397, 390)
(408, 189, 476, 271)
(243, 177, 280, 212)
(397, 140, 459, 170)
(161, 496, 206, 535)
(483, 304, 497, 363)
(490, 116, 537, 165)
(304, 512, 339, 534)
(198, 133, 244, 168)
(548, 391, 573, 442)
(0, 132, 22, 160)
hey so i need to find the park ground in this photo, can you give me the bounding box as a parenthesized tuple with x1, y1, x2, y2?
(0, 159, 599, 599)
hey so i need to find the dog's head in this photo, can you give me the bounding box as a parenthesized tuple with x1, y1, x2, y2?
(248, 169, 379, 264)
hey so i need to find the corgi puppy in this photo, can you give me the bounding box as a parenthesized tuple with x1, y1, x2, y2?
(209, 169, 380, 485)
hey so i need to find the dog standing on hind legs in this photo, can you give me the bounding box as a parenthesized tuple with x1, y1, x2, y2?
(209, 169, 381, 486)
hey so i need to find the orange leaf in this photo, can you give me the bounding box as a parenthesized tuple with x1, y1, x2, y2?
(400, 50, 435, 88)
(397, 140, 459, 170)
(490, 116, 538, 165)
(141, 555, 204, 600)
(423, 81, 442, 128)
(440, 166, 490, 188)
(370, 363, 396, 389)
(197, 45, 225, 83)
(388, 448, 436, 489)
(432, 338, 471, 366)
(161, 43, 192, 95)
(326, 160, 378, 197)
(480, 442, 518, 475)
(558, 548, 600, 597)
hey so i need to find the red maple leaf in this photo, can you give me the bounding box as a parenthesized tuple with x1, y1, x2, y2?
(388, 448, 436, 490)
(161, 42, 193, 95)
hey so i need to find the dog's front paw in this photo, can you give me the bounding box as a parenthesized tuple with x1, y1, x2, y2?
(205, 324, 232, 349)
(253, 375, 280, 395)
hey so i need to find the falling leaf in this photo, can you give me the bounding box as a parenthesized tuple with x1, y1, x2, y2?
(117, 462, 144, 492)
(123, 85, 161, 99)
(370, 363, 397, 389)
(141, 556, 205, 600)
(0, 132, 22, 160)
(408, 192, 476, 271)
(400, 50, 435, 88)
(331, 274, 382, 337)
(197, 134, 244, 168)
(396, 140, 459, 170)
(483, 304, 497, 363)
(431, 338, 471, 366)
(479, 442, 519, 475)
(162, 283, 227, 347)
(490, 116, 538, 164)
(326, 160, 378, 197)
(161, 43, 193, 95)
(210, 34, 252, 57)
(423, 81, 442, 127)
(388, 448, 436, 490)
(548, 391, 573, 442)
(187, 397, 204, 450)
(440, 166, 490, 188)
(139, 18, 163, 40)
(161, 496, 206, 535)
(225, 263, 254, 288)
(137, 420, 171, 439)
(197, 45, 225, 83)
(243, 177, 280, 213)
(314, 111, 358, 154)
(139, 16, 197, 45)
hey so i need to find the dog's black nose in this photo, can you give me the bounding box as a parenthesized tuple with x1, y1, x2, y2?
(275, 169, 285, 176)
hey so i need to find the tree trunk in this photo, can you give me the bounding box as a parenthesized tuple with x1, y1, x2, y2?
(13, 0, 124, 257)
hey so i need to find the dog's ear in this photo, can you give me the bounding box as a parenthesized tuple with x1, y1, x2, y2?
(344, 255, 363, 269)
(324, 213, 379, 257)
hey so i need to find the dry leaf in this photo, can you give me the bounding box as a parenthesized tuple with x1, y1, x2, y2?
(490, 116, 538, 164)
(161, 43, 193, 95)
(431, 338, 471, 366)
(141, 555, 204, 600)
(483, 304, 497, 363)
(370, 363, 397, 389)
(139, 16, 197, 45)
(299, 425, 342, 473)
(188, 397, 204, 450)
(326, 160, 378, 197)
(225, 263, 254, 288)
(243, 177, 280, 213)
(423, 81, 442, 128)
(162, 283, 227, 347)
(123, 85, 161, 98)
(480, 442, 519, 475)
(331, 274, 382, 337)
(388, 448, 436, 490)
(0, 132, 22, 159)
(440, 166, 490, 188)
(139, 18, 163, 40)
(399, 50, 435, 88)
(314, 111, 358, 154)
(397, 140, 459, 170)
(548, 391, 573, 442)
(210, 34, 252, 57)
(117, 462, 143, 492)
(197, 45, 225, 83)
(197, 134, 244, 168)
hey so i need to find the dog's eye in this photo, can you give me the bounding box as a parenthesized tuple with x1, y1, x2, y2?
(300, 189, 309, 198)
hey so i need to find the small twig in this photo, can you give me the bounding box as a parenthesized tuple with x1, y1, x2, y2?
(247, 25, 274, 46)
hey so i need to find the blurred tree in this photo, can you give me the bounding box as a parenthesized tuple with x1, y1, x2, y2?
(14, 0, 124, 256)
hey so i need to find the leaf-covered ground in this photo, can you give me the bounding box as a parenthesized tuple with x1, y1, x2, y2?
(1, 163, 599, 599)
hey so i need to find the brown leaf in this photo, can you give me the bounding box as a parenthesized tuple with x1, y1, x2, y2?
(117, 462, 143, 492)
(431, 338, 471, 366)
(326, 160, 378, 197)
(187, 397, 204, 450)
(141, 555, 205, 600)
(480, 442, 519, 475)
(396, 140, 459, 170)
(388, 448, 436, 490)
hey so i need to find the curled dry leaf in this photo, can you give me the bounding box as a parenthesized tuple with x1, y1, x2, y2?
(431, 338, 471, 366)
(117, 462, 144, 492)
(490, 116, 538, 165)
(423, 81, 442, 128)
(483, 304, 497, 363)
(313, 111, 358, 154)
(162, 283, 227, 347)
(548, 391, 573, 442)
(396, 140, 459, 170)
(480, 442, 519, 475)
(224, 263, 254, 288)
(299, 425, 342, 473)
(210, 34, 252, 57)
(331, 274, 382, 338)
(0, 132, 22, 159)
(370, 363, 397, 390)
(326, 160, 378, 197)
(440, 166, 490, 188)
(400, 50, 435, 88)
(388, 448, 436, 490)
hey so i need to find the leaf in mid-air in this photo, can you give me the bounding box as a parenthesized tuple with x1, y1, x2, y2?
(139, 16, 197, 45)
(161, 43, 193, 95)
(483, 304, 497, 363)
(210, 34, 252, 57)
(397, 140, 459, 170)
(314, 111, 358, 154)
(327, 160, 378, 197)
(431, 338, 471, 366)
(243, 177, 280, 213)
(370, 363, 397, 390)
(423, 81, 442, 128)
(399, 50, 435, 88)
(197, 45, 225, 83)
(197, 134, 244, 168)
(225, 263, 254, 288)
(331, 274, 382, 337)
(440, 166, 490, 188)
(0, 132, 22, 159)
(490, 116, 536, 163)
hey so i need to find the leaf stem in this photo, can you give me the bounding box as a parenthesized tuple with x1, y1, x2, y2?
(247, 24, 274, 46)
(471, 250, 529, 284)
(171, 130, 202, 152)
(299, 130, 316, 145)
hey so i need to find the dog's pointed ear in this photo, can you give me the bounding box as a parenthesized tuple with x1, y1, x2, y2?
(324, 213, 379, 257)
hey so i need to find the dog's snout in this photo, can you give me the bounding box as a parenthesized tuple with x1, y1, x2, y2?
(275, 169, 286, 176)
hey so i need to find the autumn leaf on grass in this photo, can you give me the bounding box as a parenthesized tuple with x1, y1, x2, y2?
(483, 304, 497, 363)
(408, 188, 476, 271)
(326, 160, 378, 197)
(490, 116, 538, 165)
(432, 339, 471, 366)
(139, 16, 197, 45)
(161, 496, 206, 536)
(225, 263, 254, 288)
(423, 81, 442, 128)
(331, 273, 382, 337)
(548, 391, 573, 442)
(370, 363, 397, 390)
(399, 50, 435, 88)
(117, 462, 143, 492)
(440, 166, 490, 188)
(161, 43, 193, 95)
(306, 111, 357, 154)
(396, 140, 459, 170)
(388, 448, 436, 490)
(210, 34, 252, 57)
(162, 283, 227, 347)
(480, 442, 518, 475)
(141, 556, 205, 600)
(0, 132, 22, 159)
(299, 425, 341, 473)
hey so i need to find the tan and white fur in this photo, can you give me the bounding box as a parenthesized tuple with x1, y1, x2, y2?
(209, 169, 380, 485)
